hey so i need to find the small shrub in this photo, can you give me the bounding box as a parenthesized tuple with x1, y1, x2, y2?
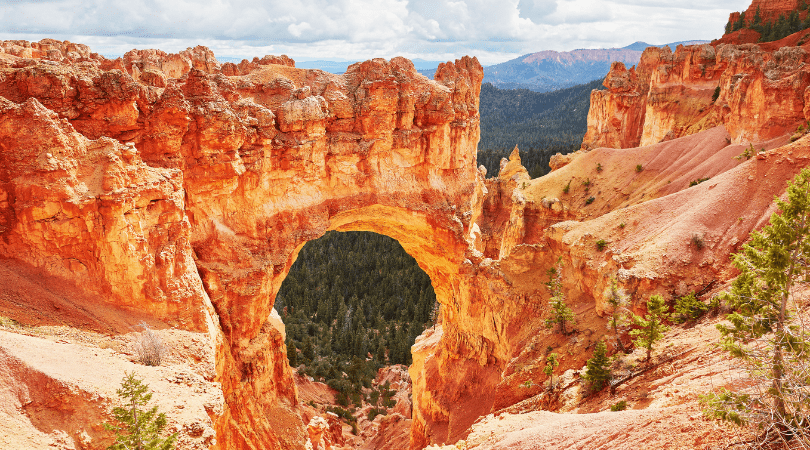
(619, 223, 626, 229)
(699, 389, 748, 426)
(582, 178, 591, 188)
(367, 407, 387, 421)
(610, 400, 628, 412)
(327, 406, 357, 424)
(689, 177, 710, 187)
(673, 293, 709, 324)
(596, 163, 603, 173)
(735, 143, 755, 160)
(691, 233, 705, 250)
(708, 296, 721, 315)
(635, 164, 643, 173)
(596, 239, 607, 251)
(563, 180, 571, 194)
(135, 323, 165, 367)
(585, 196, 595, 205)
(712, 86, 721, 102)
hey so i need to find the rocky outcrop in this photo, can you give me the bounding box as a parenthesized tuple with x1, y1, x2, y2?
(3, 31, 810, 450)
(582, 40, 810, 150)
(0, 41, 484, 449)
(728, 0, 802, 28)
(0, 39, 98, 62)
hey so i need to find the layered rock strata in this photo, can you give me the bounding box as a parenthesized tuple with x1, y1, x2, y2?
(0, 40, 485, 449)
(583, 41, 810, 150)
(2, 34, 810, 450)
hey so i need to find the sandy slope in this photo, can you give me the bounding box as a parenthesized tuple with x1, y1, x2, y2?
(0, 328, 222, 450)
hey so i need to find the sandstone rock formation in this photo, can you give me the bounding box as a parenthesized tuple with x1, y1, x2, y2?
(728, 0, 802, 29)
(2, 22, 810, 450)
(582, 40, 810, 150)
(0, 39, 484, 449)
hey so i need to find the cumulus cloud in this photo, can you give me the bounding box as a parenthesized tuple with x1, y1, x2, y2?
(517, 0, 558, 23)
(0, 0, 752, 65)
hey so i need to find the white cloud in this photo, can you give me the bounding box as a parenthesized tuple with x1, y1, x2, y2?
(517, 0, 558, 22)
(287, 22, 312, 38)
(0, 0, 754, 65)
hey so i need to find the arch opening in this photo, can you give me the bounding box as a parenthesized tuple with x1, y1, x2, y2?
(278, 230, 436, 407)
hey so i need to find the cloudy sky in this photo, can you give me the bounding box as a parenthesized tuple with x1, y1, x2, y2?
(0, 0, 751, 65)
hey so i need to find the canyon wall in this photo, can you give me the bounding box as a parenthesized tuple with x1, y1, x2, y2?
(0, 40, 488, 449)
(582, 41, 810, 150)
(728, 0, 802, 28)
(4, 29, 810, 450)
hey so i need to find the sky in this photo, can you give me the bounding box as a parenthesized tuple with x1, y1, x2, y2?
(0, 0, 752, 66)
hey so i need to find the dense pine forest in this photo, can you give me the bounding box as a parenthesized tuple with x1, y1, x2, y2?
(279, 231, 437, 406)
(477, 79, 603, 178)
(279, 78, 600, 408)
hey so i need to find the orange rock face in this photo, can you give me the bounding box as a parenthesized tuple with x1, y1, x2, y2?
(728, 0, 801, 29)
(0, 40, 483, 449)
(3, 34, 810, 450)
(583, 41, 810, 150)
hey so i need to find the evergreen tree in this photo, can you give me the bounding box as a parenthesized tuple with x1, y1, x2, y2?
(105, 372, 177, 450)
(733, 12, 746, 32)
(544, 353, 559, 389)
(302, 336, 315, 362)
(604, 278, 629, 353)
(789, 10, 801, 34)
(773, 15, 788, 40)
(582, 340, 612, 393)
(704, 169, 810, 437)
(288, 343, 298, 367)
(544, 259, 575, 335)
(630, 294, 670, 364)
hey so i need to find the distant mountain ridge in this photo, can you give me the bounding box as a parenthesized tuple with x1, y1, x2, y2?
(483, 40, 708, 92)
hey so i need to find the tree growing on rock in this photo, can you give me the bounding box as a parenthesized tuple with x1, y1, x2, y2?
(702, 168, 810, 444)
(582, 340, 612, 393)
(105, 372, 177, 450)
(544, 352, 560, 390)
(604, 278, 630, 353)
(544, 259, 575, 335)
(630, 294, 669, 364)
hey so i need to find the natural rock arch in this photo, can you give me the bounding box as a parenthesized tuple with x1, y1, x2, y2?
(0, 46, 491, 449)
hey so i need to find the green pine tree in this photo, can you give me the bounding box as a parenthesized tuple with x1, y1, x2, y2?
(733, 12, 746, 32)
(604, 278, 629, 353)
(629, 294, 669, 364)
(302, 336, 315, 362)
(582, 340, 612, 392)
(704, 169, 810, 437)
(288, 343, 298, 367)
(105, 372, 177, 450)
(544, 259, 575, 335)
(543, 353, 559, 389)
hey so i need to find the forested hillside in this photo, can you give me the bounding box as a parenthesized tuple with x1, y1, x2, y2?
(278, 231, 437, 405)
(726, 3, 810, 42)
(477, 79, 603, 178)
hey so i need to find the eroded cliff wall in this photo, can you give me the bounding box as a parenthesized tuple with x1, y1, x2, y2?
(0, 40, 485, 450)
(3, 35, 810, 450)
(582, 41, 810, 150)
